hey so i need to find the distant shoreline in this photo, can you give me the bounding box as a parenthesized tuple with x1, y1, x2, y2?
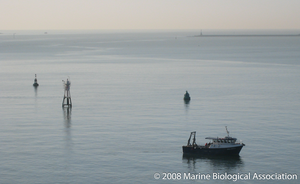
(193, 34, 300, 37)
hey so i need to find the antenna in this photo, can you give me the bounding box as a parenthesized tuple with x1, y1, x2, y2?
(225, 126, 230, 137)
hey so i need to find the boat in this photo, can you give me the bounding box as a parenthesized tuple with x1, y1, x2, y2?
(183, 91, 191, 101)
(33, 74, 39, 87)
(182, 127, 245, 156)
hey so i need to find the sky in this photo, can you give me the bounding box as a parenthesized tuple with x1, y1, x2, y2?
(1, 0, 300, 30)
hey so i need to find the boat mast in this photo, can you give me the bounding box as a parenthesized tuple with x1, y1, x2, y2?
(225, 126, 230, 137)
(192, 132, 196, 146)
(187, 131, 196, 146)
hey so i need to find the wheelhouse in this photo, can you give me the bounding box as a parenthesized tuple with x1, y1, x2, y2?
(206, 137, 237, 144)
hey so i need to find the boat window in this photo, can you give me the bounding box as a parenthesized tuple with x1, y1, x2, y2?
(225, 140, 227, 143)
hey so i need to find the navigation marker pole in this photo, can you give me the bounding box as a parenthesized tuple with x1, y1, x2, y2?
(62, 78, 72, 107)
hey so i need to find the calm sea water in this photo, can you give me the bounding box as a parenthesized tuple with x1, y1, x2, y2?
(0, 30, 299, 183)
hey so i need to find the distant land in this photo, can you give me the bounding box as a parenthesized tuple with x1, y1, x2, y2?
(193, 34, 300, 37)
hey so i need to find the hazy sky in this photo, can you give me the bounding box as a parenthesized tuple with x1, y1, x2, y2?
(1, 0, 300, 30)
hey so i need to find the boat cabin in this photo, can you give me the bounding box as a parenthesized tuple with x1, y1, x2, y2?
(206, 137, 237, 144)
(204, 136, 241, 148)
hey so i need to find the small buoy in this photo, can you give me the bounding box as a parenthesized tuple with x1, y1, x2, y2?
(33, 74, 39, 87)
(183, 91, 191, 101)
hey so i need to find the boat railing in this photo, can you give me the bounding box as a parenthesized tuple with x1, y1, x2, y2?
(236, 140, 243, 144)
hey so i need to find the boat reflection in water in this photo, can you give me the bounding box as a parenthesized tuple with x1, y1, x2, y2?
(182, 154, 244, 173)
